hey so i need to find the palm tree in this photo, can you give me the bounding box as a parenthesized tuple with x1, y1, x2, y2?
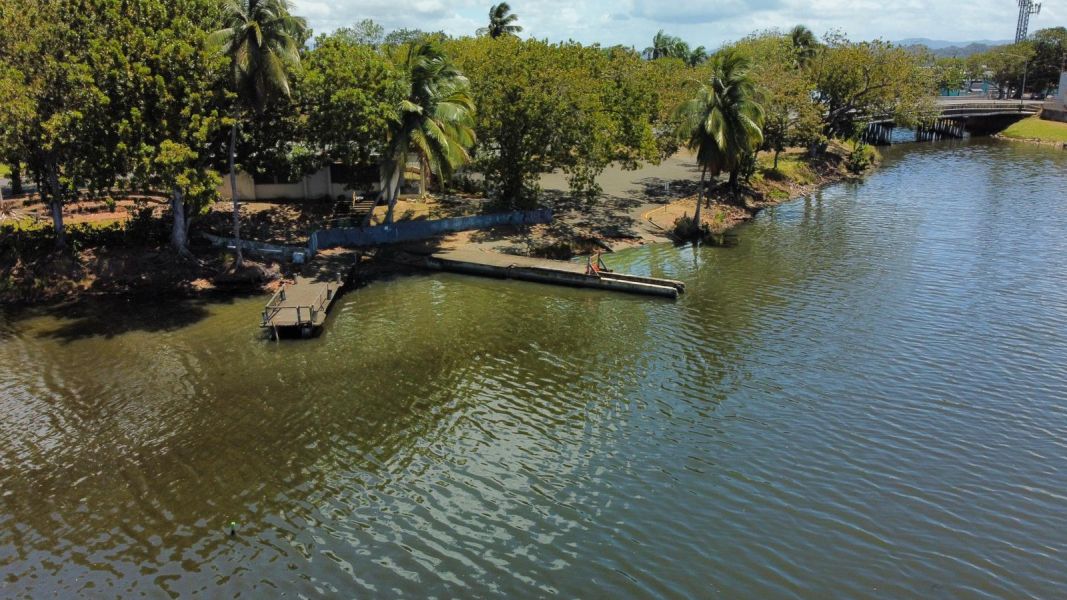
(209, 0, 307, 268)
(790, 25, 819, 68)
(687, 46, 708, 67)
(675, 49, 764, 227)
(644, 30, 678, 60)
(379, 41, 476, 225)
(477, 3, 522, 39)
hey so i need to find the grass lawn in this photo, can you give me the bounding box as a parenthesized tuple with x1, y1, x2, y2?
(757, 152, 817, 186)
(1001, 116, 1067, 143)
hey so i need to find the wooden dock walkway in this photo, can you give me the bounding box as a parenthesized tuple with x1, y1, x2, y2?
(261, 250, 360, 338)
(422, 248, 685, 299)
(261, 276, 343, 337)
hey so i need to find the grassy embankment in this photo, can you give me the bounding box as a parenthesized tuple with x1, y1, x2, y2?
(999, 116, 1067, 144)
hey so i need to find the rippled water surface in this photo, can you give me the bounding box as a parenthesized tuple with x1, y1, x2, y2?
(2, 139, 1067, 597)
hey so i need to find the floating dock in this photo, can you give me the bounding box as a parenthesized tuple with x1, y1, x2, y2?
(261, 275, 344, 338)
(261, 249, 364, 338)
(421, 249, 685, 299)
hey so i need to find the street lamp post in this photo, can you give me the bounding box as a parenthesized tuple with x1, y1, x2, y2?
(1020, 59, 1030, 108)
(1001, 52, 1032, 107)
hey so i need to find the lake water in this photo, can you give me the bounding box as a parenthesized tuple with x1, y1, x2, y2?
(1, 139, 1066, 597)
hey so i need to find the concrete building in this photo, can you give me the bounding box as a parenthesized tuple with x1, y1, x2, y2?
(218, 160, 423, 202)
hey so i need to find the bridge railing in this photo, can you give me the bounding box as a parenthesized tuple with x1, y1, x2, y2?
(860, 100, 1042, 124)
(936, 102, 1040, 113)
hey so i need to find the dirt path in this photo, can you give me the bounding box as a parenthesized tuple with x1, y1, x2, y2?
(537, 151, 702, 246)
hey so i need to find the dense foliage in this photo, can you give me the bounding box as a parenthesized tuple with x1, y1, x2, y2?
(966, 28, 1067, 98)
(446, 37, 662, 207)
(0, 3, 945, 252)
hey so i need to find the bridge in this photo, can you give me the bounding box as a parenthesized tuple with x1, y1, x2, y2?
(862, 98, 1042, 145)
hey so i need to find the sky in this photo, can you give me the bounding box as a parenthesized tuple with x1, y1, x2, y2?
(292, 0, 1064, 49)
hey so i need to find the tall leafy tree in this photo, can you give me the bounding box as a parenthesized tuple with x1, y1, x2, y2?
(477, 3, 522, 39)
(0, 0, 109, 249)
(337, 19, 385, 48)
(731, 31, 821, 168)
(447, 37, 659, 208)
(72, 0, 229, 256)
(1026, 27, 1067, 95)
(209, 0, 307, 267)
(809, 35, 935, 139)
(301, 33, 404, 177)
(380, 41, 476, 224)
(676, 49, 764, 222)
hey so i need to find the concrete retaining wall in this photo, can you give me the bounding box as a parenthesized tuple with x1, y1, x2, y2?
(201, 232, 306, 260)
(309, 209, 553, 252)
(217, 172, 257, 201)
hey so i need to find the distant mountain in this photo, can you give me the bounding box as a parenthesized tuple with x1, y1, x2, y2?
(894, 38, 1011, 50)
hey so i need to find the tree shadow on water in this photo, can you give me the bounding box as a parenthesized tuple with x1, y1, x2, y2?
(31, 294, 242, 343)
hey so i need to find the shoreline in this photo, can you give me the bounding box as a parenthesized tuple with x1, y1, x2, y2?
(992, 133, 1067, 148)
(0, 148, 868, 308)
(992, 115, 1067, 148)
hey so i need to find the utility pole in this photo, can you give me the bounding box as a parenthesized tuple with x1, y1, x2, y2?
(1015, 0, 1042, 43)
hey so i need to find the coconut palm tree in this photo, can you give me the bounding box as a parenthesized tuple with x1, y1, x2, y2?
(477, 3, 522, 39)
(687, 46, 708, 67)
(209, 0, 307, 267)
(790, 25, 819, 68)
(644, 30, 678, 60)
(675, 49, 764, 226)
(379, 41, 476, 225)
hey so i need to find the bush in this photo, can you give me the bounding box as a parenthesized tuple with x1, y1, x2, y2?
(529, 240, 574, 260)
(672, 214, 710, 240)
(847, 141, 877, 174)
(450, 173, 484, 195)
(738, 152, 758, 185)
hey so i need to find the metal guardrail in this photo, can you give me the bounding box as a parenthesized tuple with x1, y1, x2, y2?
(261, 283, 332, 328)
(936, 102, 1040, 112)
(861, 100, 1042, 124)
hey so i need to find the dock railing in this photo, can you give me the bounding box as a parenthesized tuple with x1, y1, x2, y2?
(261, 283, 333, 328)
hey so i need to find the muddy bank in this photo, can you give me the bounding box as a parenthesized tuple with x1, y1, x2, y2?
(0, 239, 285, 305)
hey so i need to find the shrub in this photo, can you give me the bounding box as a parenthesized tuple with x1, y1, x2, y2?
(673, 214, 710, 240)
(529, 240, 574, 260)
(847, 141, 877, 174)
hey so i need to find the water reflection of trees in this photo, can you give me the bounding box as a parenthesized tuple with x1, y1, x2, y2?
(0, 273, 667, 591)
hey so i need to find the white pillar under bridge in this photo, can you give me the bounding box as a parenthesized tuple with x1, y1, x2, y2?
(1016, 0, 1041, 43)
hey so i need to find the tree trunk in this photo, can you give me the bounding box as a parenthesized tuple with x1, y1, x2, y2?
(50, 199, 65, 249)
(728, 168, 740, 204)
(773, 149, 781, 170)
(170, 188, 192, 257)
(420, 156, 428, 196)
(47, 164, 66, 249)
(693, 164, 706, 233)
(384, 160, 402, 225)
(228, 122, 243, 268)
(10, 162, 22, 196)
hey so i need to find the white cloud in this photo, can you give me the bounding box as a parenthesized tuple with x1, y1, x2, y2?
(292, 0, 1065, 49)
(631, 0, 784, 24)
